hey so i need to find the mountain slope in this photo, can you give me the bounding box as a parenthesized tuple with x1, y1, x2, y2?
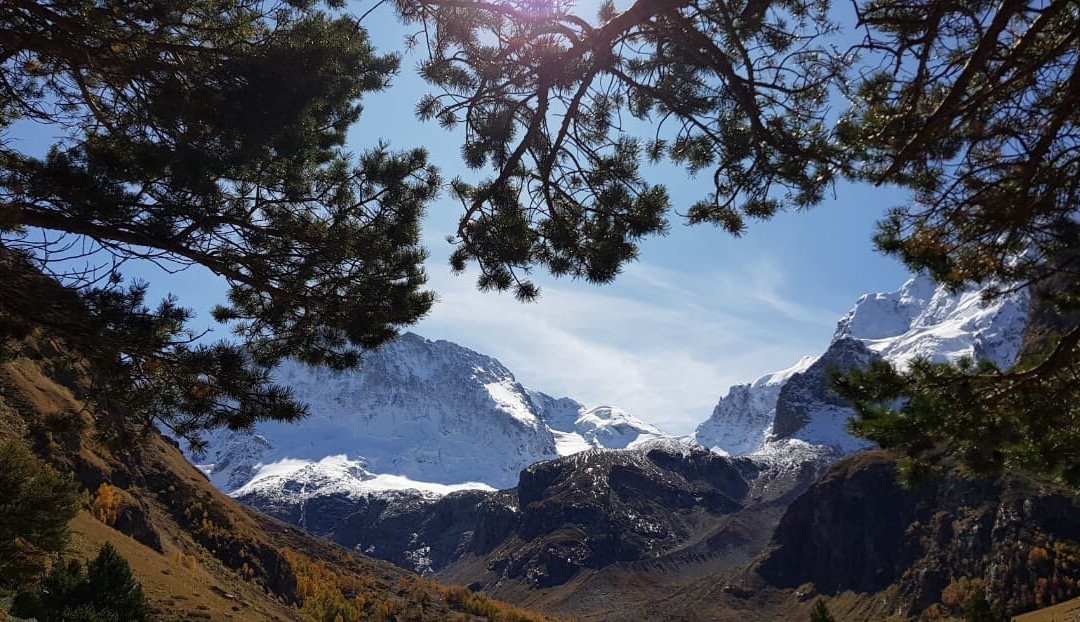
(693, 355, 817, 456)
(695, 274, 1030, 457)
(0, 336, 552, 622)
(193, 332, 668, 502)
(752, 450, 1080, 619)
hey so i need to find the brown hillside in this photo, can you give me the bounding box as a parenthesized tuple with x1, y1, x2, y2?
(1014, 595, 1080, 622)
(0, 337, 554, 622)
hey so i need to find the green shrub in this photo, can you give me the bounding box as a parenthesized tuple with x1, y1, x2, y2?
(964, 593, 1007, 622)
(810, 598, 836, 622)
(0, 438, 80, 588)
(12, 543, 148, 622)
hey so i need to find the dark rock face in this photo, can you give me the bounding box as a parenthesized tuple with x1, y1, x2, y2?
(114, 502, 164, 553)
(241, 445, 785, 587)
(756, 452, 919, 593)
(771, 338, 876, 439)
(241, 488, 499, 574)
(471, 493, 519, 554)
(757, 451, 1080, 616)
(484, 447, 759, 587)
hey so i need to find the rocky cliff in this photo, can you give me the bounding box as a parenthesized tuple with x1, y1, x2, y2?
(696, 274, 1030, 457)
(756, 451, 1080, 618)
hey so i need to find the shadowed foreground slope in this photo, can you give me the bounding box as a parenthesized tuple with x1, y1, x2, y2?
(0, 336, 553, 622)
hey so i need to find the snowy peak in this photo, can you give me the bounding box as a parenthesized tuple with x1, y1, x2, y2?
(695, 384, 779, 457)
(835, 274, 1029, 370)
(768, 337, 877, 449)
(573, 405, 667, 449)
(834, 273, 940, 340)
(693, 354, 819, 456)
(229, 455, 494, 502)
(752, 355, 819, 388)
(524, 391, 668, 455)
(696, 275, 1030, 457)
(191, 332, 669, 499)
(376, 332, 516, 383)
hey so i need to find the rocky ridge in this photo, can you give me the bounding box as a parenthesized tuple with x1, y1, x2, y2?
(695, 273, 1030, 459)
(753, 451, 1080, 618)
(199, 272, 1043, 620)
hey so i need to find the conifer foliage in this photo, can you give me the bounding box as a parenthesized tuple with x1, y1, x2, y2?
(0, 1, 440, 447)
(401, 0, 1080, 482)
(400, 0, 1078, 298)
(3, 0, 1080, 479)
(0, 438, 80, 588)
(964, 593, 1007, 622)
(810, 598, 836, 622)
(11, 543, 149, 622)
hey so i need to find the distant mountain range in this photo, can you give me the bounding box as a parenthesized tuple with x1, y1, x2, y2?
(166, 273, 1080, 621)
(172, 271, 1057, 620)
(188, 332, 667, 502)
(694, 272, 1029, 461)
(187, 272, 1030, 507)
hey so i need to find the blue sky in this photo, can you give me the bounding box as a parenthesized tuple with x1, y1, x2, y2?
(7, 5, 914, 435)
(349, 10, 912, 433)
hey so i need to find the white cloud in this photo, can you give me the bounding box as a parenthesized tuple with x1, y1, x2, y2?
(414, 255, 843, 435)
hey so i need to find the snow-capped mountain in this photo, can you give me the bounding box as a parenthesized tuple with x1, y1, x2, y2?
(834, 273, 1028, 369)
(694, 355, 817, 456)
(189, 332, 668, 499)
(695, 273, 1030, 457)
(193, 273, 1029, 517)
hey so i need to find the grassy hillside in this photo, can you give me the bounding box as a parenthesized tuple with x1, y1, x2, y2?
(0, 337, 554, 622)
(1014, 596, 1080, 622)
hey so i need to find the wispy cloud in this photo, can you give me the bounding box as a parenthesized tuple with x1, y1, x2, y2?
(414, 255, 843, 435)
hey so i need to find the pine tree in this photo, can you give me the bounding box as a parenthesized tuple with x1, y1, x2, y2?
(810, 598, 836, 622)
(400, 0, 1078, 297)
(964, 592, 1006, 622)
(59, 605, 121, 622)
(11, 544, 148, 622)
(0, 438, 80, 588)
(398, 0, 1080, 483)
(11, 559, 87, 620)
(5, 0, 1080, 478)
(84, 543, 149, 621)
(1, 1, 440, 447)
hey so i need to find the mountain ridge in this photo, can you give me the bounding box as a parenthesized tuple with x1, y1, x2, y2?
(198, 272, 1030, 509)
(185, 271, 1077, 622)
(190, 332, 669, 502)
(695, 273, 1030, 458)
